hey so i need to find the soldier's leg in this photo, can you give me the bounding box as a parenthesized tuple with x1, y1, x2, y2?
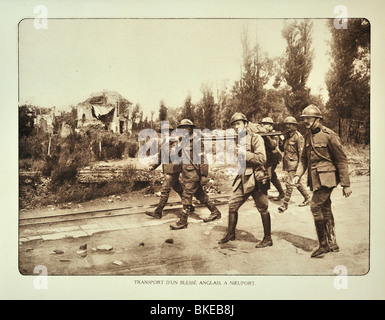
(170, 181, 197, 230)
(194, 185, 222, 222)
(146, 173, 173, 219)
(171, 173, 195, 212)
(297, 177, 311, 207)
(252, 188, 273, 248)
(218, 188, 248, 244)
(322, 193, 339, 252)
(279, 171, 295, 213)
(310, 188, 333, 257)
(270, 164, 285, 201)
(171, 172, 183, 198)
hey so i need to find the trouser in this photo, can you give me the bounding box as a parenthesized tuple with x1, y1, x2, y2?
(182, 180, 220, 214)
(154, 172, 183, 214)
(227, 183, 270, 237)
(310, 187, 337, 248)
(282, 170, 310, 205)
(268, 164, 284, 196)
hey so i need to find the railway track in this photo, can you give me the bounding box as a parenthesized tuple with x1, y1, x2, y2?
(19, 194, 230, 227)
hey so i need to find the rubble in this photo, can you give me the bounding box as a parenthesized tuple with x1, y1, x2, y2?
(50, 249, 64, 255)
(96, 244, 113, 251)
(77, 249, 87, 255)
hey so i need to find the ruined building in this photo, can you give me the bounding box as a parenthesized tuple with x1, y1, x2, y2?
(76, 91, 133, 134)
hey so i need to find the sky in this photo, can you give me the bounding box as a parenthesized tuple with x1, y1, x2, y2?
(18, 18, 331, 118)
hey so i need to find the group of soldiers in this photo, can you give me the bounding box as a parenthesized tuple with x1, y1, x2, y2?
(145, 104, 352, 258)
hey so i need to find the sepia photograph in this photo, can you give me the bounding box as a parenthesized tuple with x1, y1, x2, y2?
(18, 17, 370, 277)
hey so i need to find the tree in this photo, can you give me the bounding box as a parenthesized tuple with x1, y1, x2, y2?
(232, 27, 274, 122)
(180, 94, 195, 122)
(199, 84, 216, 130)
(19, 105, 36, 137)
(131, 103, 143, 130)
(215, 81, 232, 129)
(281, 20, 314, 117)
(158, 100, 168, 122)
(166, 106, 182, 129)
(325, 18, 370, 121)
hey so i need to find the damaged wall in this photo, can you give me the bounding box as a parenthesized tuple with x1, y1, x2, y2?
(77, 91, 133, 134)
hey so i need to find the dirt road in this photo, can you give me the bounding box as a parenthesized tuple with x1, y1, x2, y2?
(19, 175, 369, 276)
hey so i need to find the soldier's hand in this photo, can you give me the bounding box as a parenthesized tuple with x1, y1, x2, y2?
(292, 175, 300, 185)
(147, 166, 154, 171)
(343, 186, 352, 198)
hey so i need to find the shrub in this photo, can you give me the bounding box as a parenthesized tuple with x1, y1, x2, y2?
(127, 141, 138, 158)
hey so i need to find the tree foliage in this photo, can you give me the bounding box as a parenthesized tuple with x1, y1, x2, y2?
(199, 84, 216, 130)
(158, 100, 168, 122)
(325, 18, 370, 121)
(19, 105, 36, 137)
(281, 20, 314, 117)
(231, 29, 275, 122)
(180, 94, 195, 122)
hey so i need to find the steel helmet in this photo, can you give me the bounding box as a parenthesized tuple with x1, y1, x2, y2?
(177, 119, 195, 128)
(261, 117, 274, 124)
(230, 112, 248, 125)
(300, 104, 323, 119)
(283, 116, 298, 125)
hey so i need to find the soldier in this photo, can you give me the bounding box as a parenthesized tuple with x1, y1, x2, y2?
(293, 105, 352, 258)
(145, 122, 186, 219)
(170, 119, 222, 230)
(218, 113, 273, 248)
(277, 116, 311, 213)
(261, 117, 285, 201)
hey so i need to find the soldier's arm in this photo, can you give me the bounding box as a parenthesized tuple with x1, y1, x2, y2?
(278, 136, 285, 152)
(296, 134, 305, 159)
(148, 138, 162, 170)
(328, 134, 351, 188)
(294, 135, 308, 183)
(246, 134, 266, 166)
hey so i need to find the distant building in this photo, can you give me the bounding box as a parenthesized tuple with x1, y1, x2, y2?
(76, 91, 133, 134)
(35, 106, 55, 134)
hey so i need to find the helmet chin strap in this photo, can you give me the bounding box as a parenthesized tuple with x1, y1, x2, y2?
(309, 118, 317, 131)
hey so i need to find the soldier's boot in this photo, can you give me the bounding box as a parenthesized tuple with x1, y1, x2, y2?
(218, 211, 238, 244)
(271, 177, 285, 201)
(325, 217, 339, 252)
(278, 201, 289, 213)
(202, 200, 222, 223)
(278, 184, 293, 213)
(311, 220, 330, 258)
(255, 212, 273, 248)
(297, 184, 311, 207)
(170, 206, 189, 230)
(145, 195, 168, 219)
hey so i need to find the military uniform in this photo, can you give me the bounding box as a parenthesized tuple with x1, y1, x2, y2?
(296, 109, 351, 257)
(219, 113, 272, 248)
(146, 134, 183, 219)
(278, 128, 310, 212)
(261, 118, 284, 201)
(264, 135, 284, 199)
(170, 120, 221, 230)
